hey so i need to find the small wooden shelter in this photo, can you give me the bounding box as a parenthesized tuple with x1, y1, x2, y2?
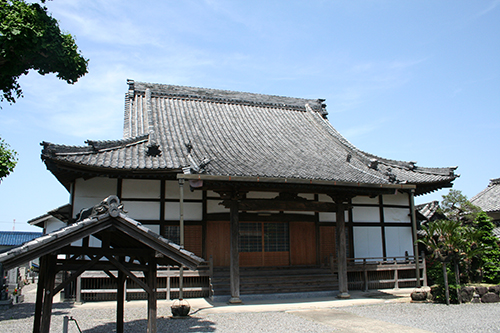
(0, 196, 203, 333)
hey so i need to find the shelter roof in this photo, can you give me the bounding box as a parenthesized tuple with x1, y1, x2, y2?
(0, 206, 203, 271)
(41, 80, 458, 195)
(0, 231, 42, 247)
(471, 178, 500, 214)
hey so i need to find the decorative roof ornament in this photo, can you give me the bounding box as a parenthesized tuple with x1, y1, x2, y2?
(76, 195, 126, 222)
(182, 142, 210, 175)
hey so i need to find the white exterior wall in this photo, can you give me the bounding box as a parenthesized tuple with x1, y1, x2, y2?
(352, 207, 380, 222)
(122, 179, 160, 198)
(73, 177, 118, 219)
(353, 227, 383, 258)
(385, 226, 414, 257)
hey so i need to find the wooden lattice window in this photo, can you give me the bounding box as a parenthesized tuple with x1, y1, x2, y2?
(239, 222, 289, 253)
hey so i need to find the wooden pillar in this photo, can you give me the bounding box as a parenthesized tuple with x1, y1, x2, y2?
(335, 201, 350, 299)
(40, 255, 56, 333)
(116, 267, 125, 333)
(229, 198, 241, 304)
(33, 255, 47, 333)
(409, 189, 421, 287)
(147, 256, 157, 333)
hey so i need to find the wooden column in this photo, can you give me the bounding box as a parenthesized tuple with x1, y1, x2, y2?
(40, 255, 57, 333)
(147, 256, 157, 333)
(229, 198, 241, 304)
(335, 200, 350, 299)
(116, 264, 125, 333)
(409, 189, 421, 287)
(33, 255, 47, 333)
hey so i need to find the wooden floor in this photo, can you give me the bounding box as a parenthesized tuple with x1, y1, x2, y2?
(211, 266, 338, 297)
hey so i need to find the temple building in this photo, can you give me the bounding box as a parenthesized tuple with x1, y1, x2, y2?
(39, 80, 459, 302)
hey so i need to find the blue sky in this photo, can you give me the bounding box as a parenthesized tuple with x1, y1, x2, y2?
(1, 0, 499, 231)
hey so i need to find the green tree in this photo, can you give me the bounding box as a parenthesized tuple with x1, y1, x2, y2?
(439, 189, 481, 225)
(472, 211, 500, 283)
(0, 0, 88, 103)
(418, 219, 481, 304)
(0, 137, 17, 182)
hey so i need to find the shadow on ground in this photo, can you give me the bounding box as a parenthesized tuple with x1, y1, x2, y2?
(83, 316, 216, 333)
(0, 301, 75, 321)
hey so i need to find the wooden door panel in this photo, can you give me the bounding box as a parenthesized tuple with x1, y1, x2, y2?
(206, 221, 230, 267)
(290, 222, 316, 265)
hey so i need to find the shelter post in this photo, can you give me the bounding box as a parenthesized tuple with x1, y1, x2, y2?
(40, 254, 57, 333)
(33, 255, 47, 333)
(147, 256, 157, 333)
(116, 263, 126, 333)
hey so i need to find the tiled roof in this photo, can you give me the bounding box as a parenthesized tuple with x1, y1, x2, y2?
(416, 201, 442, 221)
(471, 178, 500, 213)
(0, 231, 42, 247)
(41, 80, 458, 191)
(0, 209, 204, 270)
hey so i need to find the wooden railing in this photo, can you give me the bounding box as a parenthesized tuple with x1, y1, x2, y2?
(331, 252, 427, 291)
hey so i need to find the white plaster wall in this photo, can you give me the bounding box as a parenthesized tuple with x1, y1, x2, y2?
(144, 224, 160, 234)
(46, 220, 66, 234)
(207, 199, 229, 214)
(383, 193, 409, 206)
(353, 227, 383, 258)
(318, 211, 348, 222)
(122, 201, 161, 220)
(352, 196, 378, 205)
(165, 180, 202, 200)
(352, 206, 380, 223)
(165, 202, 202, 220)
(384, 207, 411, 223)
(122, 179, 160, 199)
(385, 227, 414, 257)
(73, 177, 117, 218)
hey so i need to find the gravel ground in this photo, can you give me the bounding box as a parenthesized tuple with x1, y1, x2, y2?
(342, 302, 500, 333)
(2, 283, 500, 332)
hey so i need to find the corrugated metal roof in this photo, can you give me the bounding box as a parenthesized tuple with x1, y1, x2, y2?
(0, 231, 42, 247)
(41, 80, 458, 191)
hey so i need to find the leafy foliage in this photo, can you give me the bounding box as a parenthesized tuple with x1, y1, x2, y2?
(0, 137, 17, 181)
(418, 190, 498, 304)
(0, 0, 88, 103)
(472, 211, 500, 283)
(439, 189, 482, 225)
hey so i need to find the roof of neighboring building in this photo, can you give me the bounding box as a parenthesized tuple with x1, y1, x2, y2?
(41, 80, 458, 195)
(0, 231, 42, 247)
(28, 204, 71, 228)
(471, 178, 500, 214)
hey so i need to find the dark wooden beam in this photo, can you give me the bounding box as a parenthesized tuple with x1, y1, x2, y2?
(40, 255, 57, 333)
(147, 256, 157, 333)
(106, 256, 152, 294)
(207, 212, 316, 222)
(330, 196, 351, 299)
(229, 198, 241, 304)
(221, 199, 338, 212)
(52, 255, 103, 296)
(117, 257, 125, 333)
(33, 255, 47, 333)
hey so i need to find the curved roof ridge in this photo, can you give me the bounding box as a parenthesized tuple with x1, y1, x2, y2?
(129, 79, 328, 115)
(310, 113, 457, 178)
(42, 135, 149, 157)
